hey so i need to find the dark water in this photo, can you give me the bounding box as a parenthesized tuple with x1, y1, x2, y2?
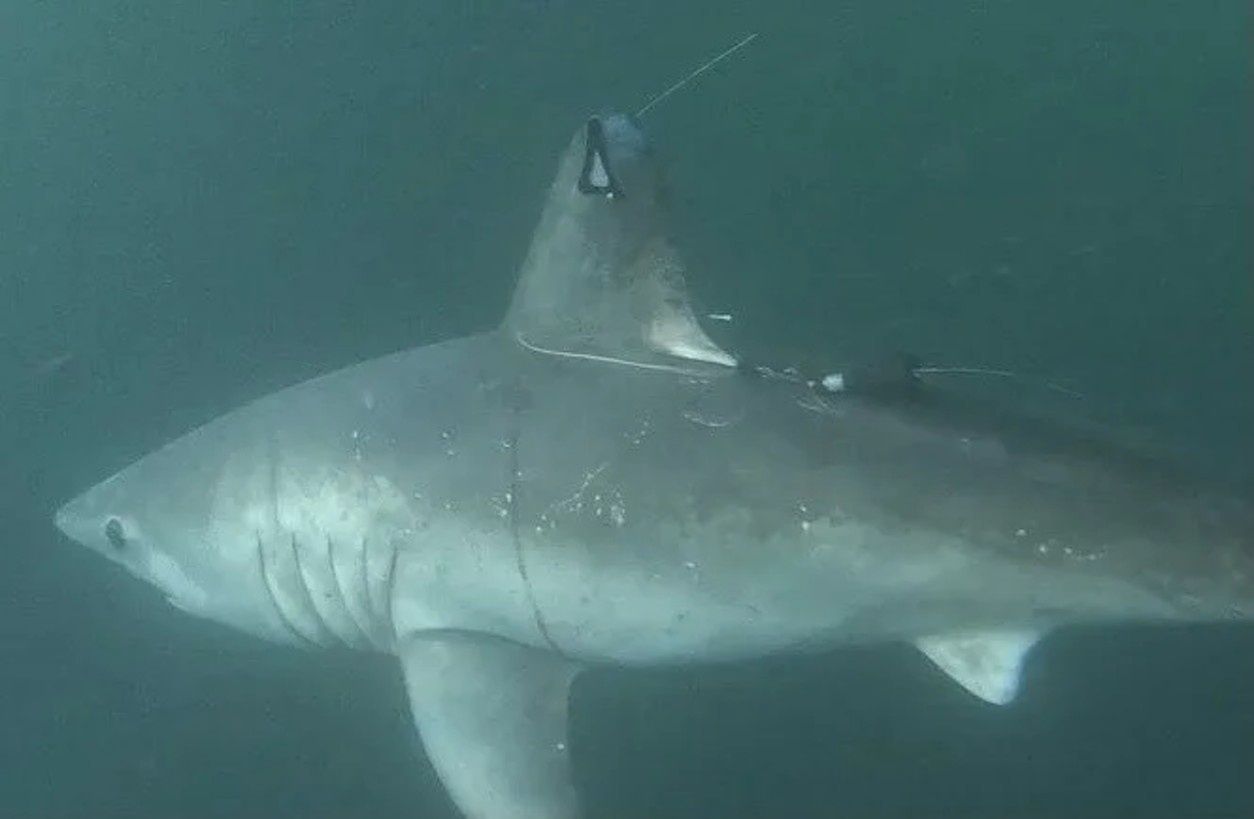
(2, 1, 1250, 816)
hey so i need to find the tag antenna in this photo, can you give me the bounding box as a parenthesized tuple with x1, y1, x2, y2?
(636, 33, 758, 118)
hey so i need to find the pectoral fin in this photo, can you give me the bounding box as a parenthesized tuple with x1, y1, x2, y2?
(397, 631, 583, 819)
(915, 629, 1043, 705)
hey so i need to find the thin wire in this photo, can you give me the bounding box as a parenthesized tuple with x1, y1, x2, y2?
(514, 332, 718, 375)
(915, 366, 1019, 379)
(915, 366, 1084, 399)
(636, 33, 759, 118)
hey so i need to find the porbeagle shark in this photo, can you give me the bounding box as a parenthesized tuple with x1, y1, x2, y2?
(55, 112, 1253, 818)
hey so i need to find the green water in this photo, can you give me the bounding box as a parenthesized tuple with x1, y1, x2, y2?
(2, 1, 1249, 816)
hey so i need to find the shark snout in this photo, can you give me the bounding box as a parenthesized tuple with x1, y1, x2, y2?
(54, 477, 125, 555)
(54, 494, 95, 549)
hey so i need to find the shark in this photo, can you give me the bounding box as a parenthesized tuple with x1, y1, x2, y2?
(55, 111, 1253, 819)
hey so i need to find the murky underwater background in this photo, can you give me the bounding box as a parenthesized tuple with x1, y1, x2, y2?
(2, 0, 1250, 816)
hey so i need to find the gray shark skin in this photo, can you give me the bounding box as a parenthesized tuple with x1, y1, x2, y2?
(56, 112, 1252, 819)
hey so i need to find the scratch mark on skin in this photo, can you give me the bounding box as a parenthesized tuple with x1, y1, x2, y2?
(550, 463, 610, 515)
(797, 393, 842, 416)
(507, 398, 562, 653)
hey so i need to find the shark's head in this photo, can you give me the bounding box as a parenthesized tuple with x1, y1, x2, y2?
(54, 432, 297, 644)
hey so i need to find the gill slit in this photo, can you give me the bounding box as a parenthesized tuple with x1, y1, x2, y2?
(360, 535, 380, 637)
(382, 540, 400, 648)
(326, 535, 372, 646)
(360, 533, 399, 648)
(256, 531, 320, 648)
(288, 532, 337, 645)
(508, 408, 561, 653)
(259, 432, 319, 645)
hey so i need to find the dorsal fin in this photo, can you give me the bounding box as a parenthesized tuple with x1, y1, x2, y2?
(504, 114, 735, 371)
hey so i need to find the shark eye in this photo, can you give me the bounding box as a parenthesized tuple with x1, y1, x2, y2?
(104, 518, 127, 552)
